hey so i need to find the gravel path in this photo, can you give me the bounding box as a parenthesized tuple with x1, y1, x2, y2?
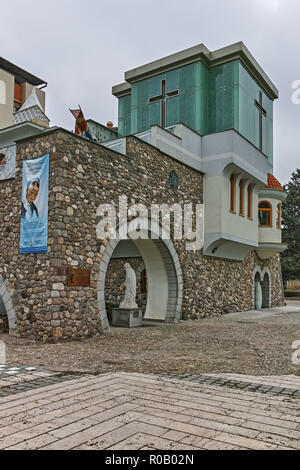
(1, 301, 300, 377)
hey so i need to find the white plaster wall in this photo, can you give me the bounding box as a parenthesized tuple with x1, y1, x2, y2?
(203, 175, 223, 234)
(222, 175, 259, 244)
(204, 170, 260, 252)
(0, 69, 14, 130)
(0, 80, 5, 104)
(133, 239, 169, 321)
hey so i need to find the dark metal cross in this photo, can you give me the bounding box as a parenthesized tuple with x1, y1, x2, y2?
(148, 79, 180, 128)
(255, 91, 267, 152)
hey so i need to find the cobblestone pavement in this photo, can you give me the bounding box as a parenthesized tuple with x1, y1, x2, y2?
(2, 302, 300, 377)
(0, 371, 300, 450)
(0, 366, 86, 398)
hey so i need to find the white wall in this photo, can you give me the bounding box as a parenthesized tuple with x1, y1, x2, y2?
(133, 239, 169, 321)
(0, 69, 14, 130)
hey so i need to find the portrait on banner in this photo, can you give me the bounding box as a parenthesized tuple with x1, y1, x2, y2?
(20, 153, 49, 254)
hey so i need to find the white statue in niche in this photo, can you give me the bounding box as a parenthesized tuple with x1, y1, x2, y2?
(255, 281, 263, 311)
(120, 263, 138, 309)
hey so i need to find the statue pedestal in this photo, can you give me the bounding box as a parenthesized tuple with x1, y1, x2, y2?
(111, 308, 143, 328)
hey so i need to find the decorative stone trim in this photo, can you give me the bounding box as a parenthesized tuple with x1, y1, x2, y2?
(97, 222, 183, 333)
(0, 275, 17, 335)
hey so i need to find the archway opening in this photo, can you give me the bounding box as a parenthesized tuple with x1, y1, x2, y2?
(0, 276, 17, 335)
(105, 241, 148, 325)
(254, 272, 262, 310)
(98, 225, 183, 332)
(261, 273, 270, 308)
(253, 268, 272, 311)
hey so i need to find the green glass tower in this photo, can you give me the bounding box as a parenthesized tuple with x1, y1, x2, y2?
(113, 42, 278, 164)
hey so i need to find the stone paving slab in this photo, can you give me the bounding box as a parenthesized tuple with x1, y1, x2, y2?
(206, 373, 300, 389)
(0, 372, 299, 450)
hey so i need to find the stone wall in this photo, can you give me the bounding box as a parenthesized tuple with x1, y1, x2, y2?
(0, 127, 285, 341)
(0, 128, 203, 341)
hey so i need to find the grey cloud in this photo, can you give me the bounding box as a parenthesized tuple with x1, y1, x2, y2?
(1, 0, 299, 184)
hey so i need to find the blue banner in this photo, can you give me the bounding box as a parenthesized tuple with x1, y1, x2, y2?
(20, 154, 49, 254)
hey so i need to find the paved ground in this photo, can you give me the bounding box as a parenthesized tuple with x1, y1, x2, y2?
(0, 302, 300, 450)
(0, 371, 300, 450)
(1, 302, 300, 377)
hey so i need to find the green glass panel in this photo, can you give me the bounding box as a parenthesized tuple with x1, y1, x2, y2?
(117, 58, 273, 165)
(237, 62, 273, 164)
(118, 94, 131, 137)
(208, 61, 239, 133)
(129, 61, 208, 135)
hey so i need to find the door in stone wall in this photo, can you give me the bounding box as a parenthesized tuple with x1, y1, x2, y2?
(254, 272, 262, 310)
(261, 273, 270, 308)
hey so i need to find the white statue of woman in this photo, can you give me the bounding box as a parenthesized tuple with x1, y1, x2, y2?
(255, 281, 262, 311)
(120, 263, 138, 309)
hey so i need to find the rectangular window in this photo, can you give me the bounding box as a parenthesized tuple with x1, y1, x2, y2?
(277, 204, 282, 229)
(259, 202, 272, 227)
(230, 174, 236, 213)
(239, 179, 244, 216)
(14, 83, 22, 104)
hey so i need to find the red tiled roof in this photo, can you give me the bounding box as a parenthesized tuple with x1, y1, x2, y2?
(265, 173, 283, 191)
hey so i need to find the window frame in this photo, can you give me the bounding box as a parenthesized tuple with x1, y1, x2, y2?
(230, 174, 236, 213)
(239, 179, 245, 216)
(276, 204, 282, 229)
(258, 201, 273, 228)
(247, 184, 253, 220)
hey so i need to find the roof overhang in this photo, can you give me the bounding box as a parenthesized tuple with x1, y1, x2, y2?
(0, 57, 47, 87)
(0, 122, 46, 147)
(259, 188, 287, 202)
(112, 41, 278, 101)
(112, 82, 132, 98)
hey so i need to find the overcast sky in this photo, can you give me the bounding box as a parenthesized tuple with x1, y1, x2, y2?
(1, 0, 299, 184)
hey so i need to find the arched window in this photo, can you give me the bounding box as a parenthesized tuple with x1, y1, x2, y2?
(259, 201, 272, 227)
(277, 204, 282, 229)
(230, 174, 236, 213)
(169, 171, 179, 190)
(239, 179, 245, 216)
(247, 185, 253, 219)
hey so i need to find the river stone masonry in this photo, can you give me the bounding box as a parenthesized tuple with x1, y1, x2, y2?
(0, 128, 284, 341)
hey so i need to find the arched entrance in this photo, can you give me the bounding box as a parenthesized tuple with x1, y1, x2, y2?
(252, 267, 272, 310)
(0, 275, 17, 335)
(97, 223, 183, 333)
(261, 273, 270, 308)
(254, 272, 262, 310)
